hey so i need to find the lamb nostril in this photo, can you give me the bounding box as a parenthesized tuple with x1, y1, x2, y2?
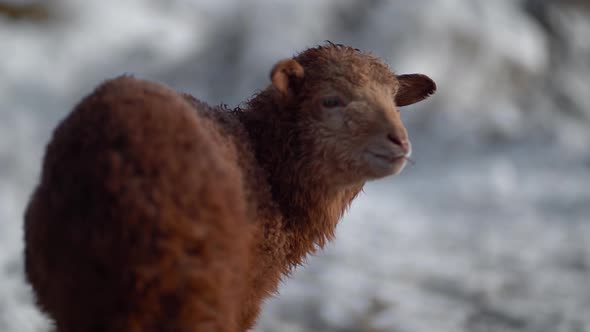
(387, 133, 403, 147)
(387, 133, 410, 154)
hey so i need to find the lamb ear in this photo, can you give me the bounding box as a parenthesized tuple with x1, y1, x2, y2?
(395, 74, 437, 107)
(270, 59, 304, 98)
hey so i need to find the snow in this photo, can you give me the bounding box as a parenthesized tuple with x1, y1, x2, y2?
(1, 0, 589, 331)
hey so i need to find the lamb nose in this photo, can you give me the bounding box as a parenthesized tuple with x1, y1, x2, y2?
(387, 133, 409, 152)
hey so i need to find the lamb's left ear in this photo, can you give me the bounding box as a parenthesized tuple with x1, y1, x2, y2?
(270, 59, 305, 98)
(395, 74, 437, 107)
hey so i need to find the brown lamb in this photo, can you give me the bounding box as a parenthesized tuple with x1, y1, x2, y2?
(24, 43, 436, 332)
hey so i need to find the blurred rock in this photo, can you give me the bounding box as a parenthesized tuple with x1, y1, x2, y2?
(0, 2, 51, 21)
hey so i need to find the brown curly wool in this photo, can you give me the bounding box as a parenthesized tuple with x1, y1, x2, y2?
(24, 43, 436, 332)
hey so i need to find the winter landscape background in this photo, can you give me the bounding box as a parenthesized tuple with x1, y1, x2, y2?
(1, 0, 589, 331)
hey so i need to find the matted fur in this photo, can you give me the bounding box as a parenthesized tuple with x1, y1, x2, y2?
(24, 43, 435, 331)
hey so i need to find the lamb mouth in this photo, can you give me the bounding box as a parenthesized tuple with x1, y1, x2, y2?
(369, 152, 406, 163)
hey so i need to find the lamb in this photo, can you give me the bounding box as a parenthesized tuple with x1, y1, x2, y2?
(24, 43, 436, 332)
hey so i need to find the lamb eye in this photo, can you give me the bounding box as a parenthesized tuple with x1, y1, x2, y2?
(322, 96, 343, 108)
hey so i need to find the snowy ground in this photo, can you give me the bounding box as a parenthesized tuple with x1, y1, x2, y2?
(257, 142, 590, 332)
(1, 0, 589, 331)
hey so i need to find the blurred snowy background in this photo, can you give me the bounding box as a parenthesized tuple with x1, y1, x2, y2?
(1, 0, 589, 331)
